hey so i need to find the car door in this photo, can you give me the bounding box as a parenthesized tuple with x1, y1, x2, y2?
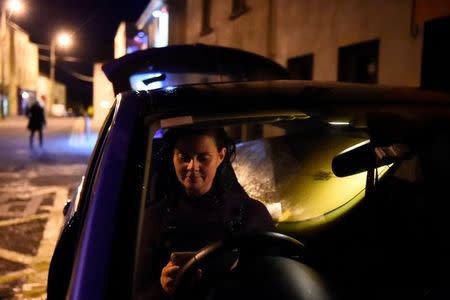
(47, 104, 115, 299)
(63, 96, 148, 300)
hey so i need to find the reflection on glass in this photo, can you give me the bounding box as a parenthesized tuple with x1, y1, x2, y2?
(232, 133, 388, 223)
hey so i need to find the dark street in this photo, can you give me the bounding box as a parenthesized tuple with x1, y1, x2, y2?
(0, 116, 96, 299)
(0, 0, 449, 299)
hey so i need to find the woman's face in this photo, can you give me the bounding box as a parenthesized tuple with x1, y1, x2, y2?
(173, 135, 226, 197)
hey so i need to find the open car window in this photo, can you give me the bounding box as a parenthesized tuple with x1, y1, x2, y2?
(134, 114, 395, 297)
(127, 80, 450, 299)
(143, 116, 389, 225)
(231, 121, 371, 224)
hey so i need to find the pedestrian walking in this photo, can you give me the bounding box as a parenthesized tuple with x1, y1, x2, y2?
(26, 100, 46, 149)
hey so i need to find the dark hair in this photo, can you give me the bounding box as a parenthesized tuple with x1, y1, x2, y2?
(152, 127, 246, 203)
(162, 127, 237, 163)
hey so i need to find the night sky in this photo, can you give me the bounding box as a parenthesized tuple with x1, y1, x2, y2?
(13, 0, 149, 109)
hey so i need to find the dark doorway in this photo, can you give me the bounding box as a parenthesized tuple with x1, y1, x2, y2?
(287, 54, 314, 80)
(338, 39, 379, 84)
(421, 16, 450, 93)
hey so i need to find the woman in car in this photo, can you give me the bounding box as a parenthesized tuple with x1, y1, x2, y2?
(139, 126, 275, 297)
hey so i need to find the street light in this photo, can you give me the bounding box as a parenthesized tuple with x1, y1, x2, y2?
(49, 31, 73, 110)
(5, 0, 24, 15)
(1, 0, 25, 118)
(57, 32, 73, 48)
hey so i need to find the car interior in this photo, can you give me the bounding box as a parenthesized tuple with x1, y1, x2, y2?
(131, 111, 450, 299)
(43, 85, 450, 300)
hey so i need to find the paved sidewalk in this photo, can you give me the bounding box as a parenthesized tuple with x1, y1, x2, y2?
(0, 116, 99, 299)
(0, 187, 68, 299)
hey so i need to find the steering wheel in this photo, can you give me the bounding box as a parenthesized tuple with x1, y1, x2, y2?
(172, 231, 305, 299)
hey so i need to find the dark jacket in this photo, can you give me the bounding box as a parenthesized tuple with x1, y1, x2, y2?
(27, 102, 46, 131)
(137, 188, 275, 298)
(149, 189, 275, 251)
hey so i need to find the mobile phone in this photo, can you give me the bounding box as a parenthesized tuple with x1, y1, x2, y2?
(170, 251, 196, 267)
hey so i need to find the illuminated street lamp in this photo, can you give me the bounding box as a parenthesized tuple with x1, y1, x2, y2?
(49, 31, 73, 109)
(5, 0, 24, 15)
(57, 32, 73, 48)
(1, 0, 25, 117)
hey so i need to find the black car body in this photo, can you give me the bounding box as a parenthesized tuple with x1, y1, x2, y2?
(101, 44, 290, 95)
(47, 78, 450, 299)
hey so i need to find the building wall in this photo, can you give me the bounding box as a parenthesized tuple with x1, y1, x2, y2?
(137, 0, 182, 47)
(37, 76, 49, 111)
(168, 0, 187, 45)
(416, 0, 450, 23)
(273, 0, 423, 86)
(145, 20, 157, 47)
(6, 26, 15, 114)
(185, 0, 270, 57)
(54, 83, 66, 105)
(183, 0, 424, 87)
(1, 25, 13, 115)
(92, 63, 115, 126)
(14, 29, 38, 91)
(19, 41, 39, 91)
(1, 24, 12, 87)
(2, 24, 40, 115)
(37, 75, 67, 115)
(114, 22, 127, 59)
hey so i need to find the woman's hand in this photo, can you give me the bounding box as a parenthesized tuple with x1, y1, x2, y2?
(160, 260, 180, 295)
(160, 260, 203, 295)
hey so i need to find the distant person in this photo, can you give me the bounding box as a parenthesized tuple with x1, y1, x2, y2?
(26, 100, 46, 149)
(83, 110, 91, 137)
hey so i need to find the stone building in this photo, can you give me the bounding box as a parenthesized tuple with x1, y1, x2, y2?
(136, 0, 450, 92)
(1, 17, 68, 118)
(0, 21, 39, 117)
(36, 75, 67, 116)
(91, 21, 146, 124)
(92, 63, 115, 125)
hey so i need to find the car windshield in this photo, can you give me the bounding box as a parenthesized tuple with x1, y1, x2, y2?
(231, 121, 370, 224)
(144, 117, 391, 224)
(135, 114, 394, 297)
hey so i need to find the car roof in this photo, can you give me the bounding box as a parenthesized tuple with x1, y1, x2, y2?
(121, 80, 450, 125)
(102, 44, 290, 94)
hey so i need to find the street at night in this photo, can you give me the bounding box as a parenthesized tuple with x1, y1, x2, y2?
(1, 0, 450, 299)
(0, 116, 96, 299)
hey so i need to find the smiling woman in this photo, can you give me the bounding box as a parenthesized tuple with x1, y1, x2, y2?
(138, 126, 275, 297)
(170, 128, 228, 197)
(136, 114, 372, 299)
